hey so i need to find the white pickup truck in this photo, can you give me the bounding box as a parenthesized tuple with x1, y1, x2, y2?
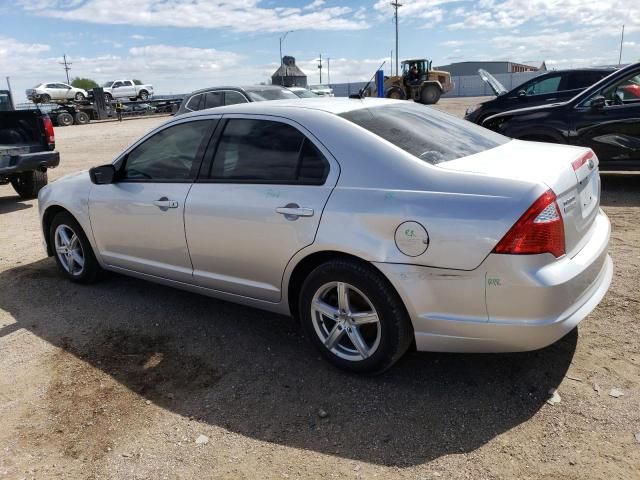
(101, 80, 153, 101)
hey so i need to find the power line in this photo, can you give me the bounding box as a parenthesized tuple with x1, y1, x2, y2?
(59, 54, 72, 84)
(391, 1, 402, 76)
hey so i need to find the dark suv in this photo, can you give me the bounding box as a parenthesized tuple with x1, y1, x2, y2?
(176, 85, 298, 116)
(465, 68, 615, 124)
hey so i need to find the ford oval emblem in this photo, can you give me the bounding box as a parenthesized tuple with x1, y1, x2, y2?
(588, 158, 595, 169)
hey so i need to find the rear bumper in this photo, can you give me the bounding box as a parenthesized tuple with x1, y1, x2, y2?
(374, 209, 612, 353)
(0, 151, 60, 176)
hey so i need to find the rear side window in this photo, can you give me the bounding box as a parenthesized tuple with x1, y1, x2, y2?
(340, 104, 508, 164)
(210, 119, 328, 184)
(246, 88, 299, 101)
(567, 72, 607, 90)
(186, 93, 203, 111)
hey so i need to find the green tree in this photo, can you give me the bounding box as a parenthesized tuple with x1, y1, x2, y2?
(71, 77, 98, 90)
(133, 79, 143, 85)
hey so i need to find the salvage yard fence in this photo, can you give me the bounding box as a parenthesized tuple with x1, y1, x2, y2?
(330, 71, 543, 98)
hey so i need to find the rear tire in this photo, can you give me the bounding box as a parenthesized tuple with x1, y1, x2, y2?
(299, 259, 413, 374)
(74, 111, 90, 125)
(40, 94, 51, 104)
(49, 212, 103, 283)
(11, 170, 48, 199)
(420, 85, 441, 104)
(56, 112, 74, 127)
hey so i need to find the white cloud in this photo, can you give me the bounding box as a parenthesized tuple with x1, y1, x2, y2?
(304, 0, 325, 10)
(0, 36, 49, 56)
(130, 34, 152, 41)
(18, 0, 369, 32)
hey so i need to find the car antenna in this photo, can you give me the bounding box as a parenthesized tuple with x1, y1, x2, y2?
(351, 60, 386, 99)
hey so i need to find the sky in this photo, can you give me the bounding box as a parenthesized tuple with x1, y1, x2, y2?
(2, 0, 639, 101)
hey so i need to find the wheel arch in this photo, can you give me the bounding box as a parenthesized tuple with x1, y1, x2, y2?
(42, 205, 71, 256)
(285, 250, 408, 324)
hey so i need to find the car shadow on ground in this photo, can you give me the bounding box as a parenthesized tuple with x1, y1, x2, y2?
(0, 258, 577, 467)
(600, 173, 640, 207)
(0, 194, 32, 214)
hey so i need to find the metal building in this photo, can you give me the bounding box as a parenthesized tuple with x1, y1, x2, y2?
(272, 56, 308, 87)
(434, 61, 545, 76)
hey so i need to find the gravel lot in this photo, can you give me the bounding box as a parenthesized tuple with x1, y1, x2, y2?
(0, 98, 638, 479)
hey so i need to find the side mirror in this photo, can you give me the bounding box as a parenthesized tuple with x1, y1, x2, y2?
(589, 95, 606, 110)
(517, 90, 527, 98)
(89, 164, 116, 184)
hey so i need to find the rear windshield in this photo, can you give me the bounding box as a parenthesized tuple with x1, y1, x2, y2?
(340, 103, 508, 164)
(246, 88, 298, 101)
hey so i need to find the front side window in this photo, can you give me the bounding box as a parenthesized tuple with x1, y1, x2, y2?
(121, 120, 213, 181)
(526, 75, 561, 95)
(340, 104, 508, 164)
(203, 91, 223, 109)
(124, 81, 133, 86)
(113, 82, 124, 88)
(602, 72, 640, 104)
(246, 88, 298, 101)
(210, 119, 328, 184)
(224, 91, 248, 105)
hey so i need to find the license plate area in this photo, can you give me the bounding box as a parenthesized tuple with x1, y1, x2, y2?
(578, 171, 598, 218)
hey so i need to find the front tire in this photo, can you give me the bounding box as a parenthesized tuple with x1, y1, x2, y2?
(385, 86, 406, 100)
(299, 259, 413, 374)
(74, 92, 85, 101)
(49, 212, 103, 283)
(11, 170, 48, 199)
(138, 90, 149, 101)
(420, 85, 441, 104)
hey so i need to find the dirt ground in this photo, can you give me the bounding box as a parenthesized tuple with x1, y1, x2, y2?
(0, 98, 638, 479)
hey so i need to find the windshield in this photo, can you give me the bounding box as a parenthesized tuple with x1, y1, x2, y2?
(340, 103, 509, 164)
(246, 88, 298, 101)
(0, 92, 12, 112)
(102, 81, 114, 87)
(292, 89, 318, 98)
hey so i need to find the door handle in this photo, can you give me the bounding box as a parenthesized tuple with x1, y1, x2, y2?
(276, 204, 314, 220)
(152, 198, 179, 210)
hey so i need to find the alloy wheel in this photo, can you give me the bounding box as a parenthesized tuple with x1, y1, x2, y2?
(54, 224, 85, 276)
(310, 281, 381, 361)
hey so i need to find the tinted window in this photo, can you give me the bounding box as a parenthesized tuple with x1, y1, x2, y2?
(340, 104, 508, 164)
(124, 81, 133, 86)
(186, 93, 203, 111)
(211, 119, 328, 184)
(246, 88, 298, 101)
(113, 82, 124, 88)
(567, 72, 605, 90)
(204, 91, 223, 109)
(224, 91, 248, 105)
(45, 84, 57, 88)
(122, 120, 213, 181)
(526, 75, 561, 95)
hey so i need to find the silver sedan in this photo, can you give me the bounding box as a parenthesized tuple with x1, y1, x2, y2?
(38, 98, 613, 373)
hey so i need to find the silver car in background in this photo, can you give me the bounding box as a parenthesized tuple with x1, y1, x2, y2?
(26, 82, 87, 103)
(38, 98, 612, 373)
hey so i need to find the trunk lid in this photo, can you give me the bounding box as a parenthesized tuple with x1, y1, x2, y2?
(439, 139, 600, 258)
(478, 69, 508, 96)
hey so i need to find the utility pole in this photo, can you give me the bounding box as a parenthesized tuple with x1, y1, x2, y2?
(391, 1, 402, 77)
(327, 57, 331, 86)
(279, 31, 293, 86)
(59, 54, 72, 84)
(390, 50, 393, 76)
(318, 54, 323, 84)
(618, 24, 625, 66)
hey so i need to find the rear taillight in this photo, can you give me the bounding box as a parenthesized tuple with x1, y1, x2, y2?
(571, 150, 594, 171)
(42, 115, 55, 146)
(493, 189, 565, 258)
